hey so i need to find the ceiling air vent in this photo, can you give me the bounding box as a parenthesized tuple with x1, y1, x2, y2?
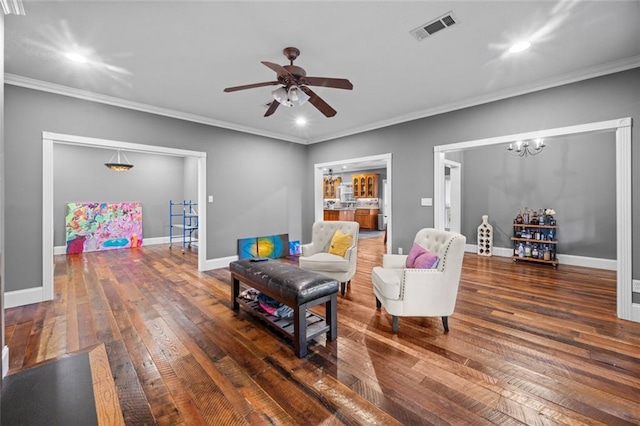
(410, 11, 458, 41)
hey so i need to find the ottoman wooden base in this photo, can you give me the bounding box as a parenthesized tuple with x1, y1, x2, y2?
(230, 259, 338, 358)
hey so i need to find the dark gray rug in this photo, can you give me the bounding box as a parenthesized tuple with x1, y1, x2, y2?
(1, 352, 98, 426)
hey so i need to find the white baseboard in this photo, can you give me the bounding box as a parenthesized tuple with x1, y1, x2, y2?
(4, 286, 46, 309)
(203, 255, 238, 270)
(2, 345, 8, 378)
(53, 236, 173, 255)
(465, 244, 616, 271)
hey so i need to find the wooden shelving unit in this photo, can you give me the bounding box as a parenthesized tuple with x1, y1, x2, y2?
(511, 223, 558, 267)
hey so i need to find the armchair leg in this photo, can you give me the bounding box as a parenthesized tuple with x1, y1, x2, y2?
(442, 316, 449, 333)
(392, 316, 398, 333)
(375, 297, 381, 309)
(340, 280, 351, 296)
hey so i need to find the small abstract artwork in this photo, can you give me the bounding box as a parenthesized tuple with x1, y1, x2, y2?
(289, 240, 301, 256)
(237, 234, 289, 259)
(65, 202, 143, 254)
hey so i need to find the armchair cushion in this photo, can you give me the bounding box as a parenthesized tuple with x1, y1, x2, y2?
(299, 252, 350, 273)
(328, 230, 353, 257)
(371, 267, 402, 300)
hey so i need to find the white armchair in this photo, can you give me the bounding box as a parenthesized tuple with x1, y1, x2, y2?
(371, 228, 466, 333)
(299, 221, 359, 296)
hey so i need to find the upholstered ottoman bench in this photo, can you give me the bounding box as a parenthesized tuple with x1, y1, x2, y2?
(229, 259, 339, 358)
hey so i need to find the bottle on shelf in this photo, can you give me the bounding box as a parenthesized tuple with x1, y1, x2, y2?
(515, 210, 523, 224)
(518, 242, 524, 258)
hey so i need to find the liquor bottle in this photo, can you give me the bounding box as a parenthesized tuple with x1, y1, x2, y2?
(518, 243, 524, 258)
(524, 242, 532, 257)
(523, 208, 529, 225)
(515, 210, 523, 224)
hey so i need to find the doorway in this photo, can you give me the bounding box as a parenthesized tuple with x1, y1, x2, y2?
(433, 118, 636, 323)
(314, 153, 392, 254)
(41, 132, 207, 304)
(443, 159, 461, 233)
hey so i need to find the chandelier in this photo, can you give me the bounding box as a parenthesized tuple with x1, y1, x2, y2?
(324, 168, 338, 185)
(104, 149, 134, 172)
(507, 139, 545, 157)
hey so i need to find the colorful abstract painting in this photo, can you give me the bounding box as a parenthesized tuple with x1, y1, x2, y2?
(237, 234, 289, 259)
(66, 202, 143, 254)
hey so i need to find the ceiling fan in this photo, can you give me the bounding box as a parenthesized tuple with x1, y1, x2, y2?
(223, 47, 353, 118)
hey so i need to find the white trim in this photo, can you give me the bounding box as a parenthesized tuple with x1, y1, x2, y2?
(197, 156, 207, 271)
(7, 75, 306, 145)
(204, 255, 238, 270)
(53, 236, 172, 255)
(43, 137, 55, 301)
(615, 122, 633, 320)
(465, 245, 617, 271)
(43, 132, 206, 157)
(2, 346, 8, 378)
(4, 287, 45, 309)
(314, 153, 392, 254)
(435, 118, 634, 323)
(41, 132, 208, 309)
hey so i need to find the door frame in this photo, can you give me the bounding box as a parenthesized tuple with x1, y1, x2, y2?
(443, 159, 461, 233)
(433, 117, 635, 322)
(42, 132, 207, 302)
(314, 153, 392, 254)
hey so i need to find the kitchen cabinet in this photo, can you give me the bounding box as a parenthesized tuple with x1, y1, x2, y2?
(324, 209, 355, 222)
(324, 210, 340, 221)
(352, 173, 378, 198)
(355, 208, 379, 230)
(323, 177, 341, 199)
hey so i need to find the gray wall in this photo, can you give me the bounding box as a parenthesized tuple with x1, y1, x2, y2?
(461, 132, 616, 258)
(4, 85, 307, 292)
(53, 144, 185, 246)
(183, 156, 198, 203)
(306, 68, 640, 280)
(3, 68, 639, 296)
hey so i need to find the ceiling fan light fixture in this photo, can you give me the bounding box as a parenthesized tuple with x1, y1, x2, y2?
(272, 87, 292, 107)
(288, 85, 310, 106)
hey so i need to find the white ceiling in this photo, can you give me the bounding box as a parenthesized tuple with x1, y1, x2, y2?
(5, 1, 640, 145)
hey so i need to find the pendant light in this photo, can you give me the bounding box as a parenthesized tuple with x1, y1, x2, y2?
(105, 149, 134, 171)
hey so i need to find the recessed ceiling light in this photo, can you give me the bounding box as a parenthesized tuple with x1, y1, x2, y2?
(295, 117, 307, 126)
(65, 52, 88, 64)
(508, 41, 531, 53)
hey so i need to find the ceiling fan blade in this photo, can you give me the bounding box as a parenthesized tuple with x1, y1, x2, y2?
(264, 101, 280, 117)
(304, 77, 353, 90)
(300, 86, 337, 117)
(223, 81, 279, 93)
(261, 61, 294, 78)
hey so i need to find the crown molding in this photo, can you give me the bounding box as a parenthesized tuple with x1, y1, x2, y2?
(307, 55, 640, 144)
(6, 55, 639, 146)
(4, 74, 307, 145)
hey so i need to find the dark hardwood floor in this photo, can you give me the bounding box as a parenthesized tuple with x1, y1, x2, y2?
(4, 235, 640, 425)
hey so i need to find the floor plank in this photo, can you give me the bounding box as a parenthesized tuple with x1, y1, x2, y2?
(4, 234, 640, 425)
